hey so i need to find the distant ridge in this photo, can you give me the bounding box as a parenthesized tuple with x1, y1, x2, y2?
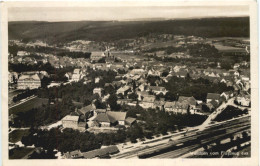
(8, 17, 249, 44)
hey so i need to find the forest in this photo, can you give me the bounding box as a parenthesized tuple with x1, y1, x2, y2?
(9, 17, 249, 44)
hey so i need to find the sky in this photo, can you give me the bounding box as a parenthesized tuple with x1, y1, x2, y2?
(8, 6, 249, 22)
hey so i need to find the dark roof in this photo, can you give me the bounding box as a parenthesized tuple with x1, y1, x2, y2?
(178, 96, 196, 105)
(79, 105, 95, 115)
(125, 117, 136, 125)
(210, 100, 219, 108)
(93, 111, 126, 123)
(206, 93, 220, 100)
(93, 113, 112, 123)
(83, 145, 119, 159)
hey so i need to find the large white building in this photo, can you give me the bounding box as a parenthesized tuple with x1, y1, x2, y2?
(71, 69, 82, 82)
(17, 74, 41, 90)
(62, 115, 79, 129)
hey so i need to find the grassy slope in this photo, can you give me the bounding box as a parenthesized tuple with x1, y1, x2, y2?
(9, 97, 48, 115)
(8, 17, 249, 43)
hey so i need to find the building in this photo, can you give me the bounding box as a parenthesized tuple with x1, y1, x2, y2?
(116, 86, 131, 96)
(206, 93, 221, 103)
(140, 95, 156, 109)
(164, 101, 189, 114)
(235, 94, 250, 107)
(178, 96, 197, 114)
(149, 86, 168, 95)
(93, 111, 127, 127)
(78, 105, 95, 117)
(71, 69, 82, 82)
(90, 52, 105, 61)
(17, 51, 29, 56)
(61, 115, 79, 129)
(93, 88, 103, 97)
(17, 74, 41, 90)
(82, 145, 119, 159)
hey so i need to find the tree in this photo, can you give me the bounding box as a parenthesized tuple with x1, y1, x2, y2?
(107, 94, 120, 110)
(128, 93, 138, 101)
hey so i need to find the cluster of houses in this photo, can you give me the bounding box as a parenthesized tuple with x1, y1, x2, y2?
(61, 104, 136, 131)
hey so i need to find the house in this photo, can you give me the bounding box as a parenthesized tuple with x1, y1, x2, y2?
(220, 91, 234, 101)
(235, 94, 250, 107)
(136, 91, 150, 101)
(116, 86, 131, 96)
(90, 52, 106, 61)
(17, 74, 41, 90)
(207, 100, 219, 111)
(17, 51, 29, 56)
(140, 95, 156, 109)
(78, 122, 87, 131)
(164, 101, 189, 114)
(154, 99, 166, 110)
(206, 93, 221, 103)
(78, 105, 95, 117)
(178, 96, 197, 114)
(125, 117, 137, 127)
(71, 69, 82, 82)
(129, 69, 147, 75)
(93, 88, 103, 97)
(117, 99, 133, 105)
(149, 86, 168, 95)
(93, 111, 127, 127)
(176, 70, 187, 78)
(61, 115, 79, 129)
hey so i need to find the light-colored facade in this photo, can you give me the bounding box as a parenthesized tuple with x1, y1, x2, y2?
(71, 69, 82, 82)
(93, 88, 103, 97)
(62, 115, 79, 129)
(17, 74, 41, 90)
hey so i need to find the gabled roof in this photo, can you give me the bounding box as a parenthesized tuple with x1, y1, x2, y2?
(79, 105, 95, 115)
(206, 93, 220, 100)
(62, 115, 79, 121)
(178, 96, 196, 105)
(125, 117, 136, 125)
(18, 74, 40, 81)
(143, 95, 156, 102)
(93, 111, 126, 123)
(209, 100, 219, 108)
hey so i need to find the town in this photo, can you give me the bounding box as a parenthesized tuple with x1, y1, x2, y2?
(8, 23, 251, 159)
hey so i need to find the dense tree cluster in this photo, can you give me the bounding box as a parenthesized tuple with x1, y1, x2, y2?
(21, 128, 127, 154)
(161, 76, 234, 101)
(214, 106, 248, 122)
(12, 100, 74, 127)
(144, 44, 219, 58)
(12, 89, 37, 103)
(57, 52, 91, 59)
(9, 62, 54, 73)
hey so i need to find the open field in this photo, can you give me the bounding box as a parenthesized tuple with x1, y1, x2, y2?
(9, 97, 48, 115)
(9, 129, 30, 143)
(213, 44, 246, 53)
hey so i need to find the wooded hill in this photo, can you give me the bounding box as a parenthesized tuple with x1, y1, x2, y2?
(9, 17, 249, 44)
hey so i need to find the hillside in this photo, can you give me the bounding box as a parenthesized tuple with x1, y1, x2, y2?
(8, 17, 249, 44)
